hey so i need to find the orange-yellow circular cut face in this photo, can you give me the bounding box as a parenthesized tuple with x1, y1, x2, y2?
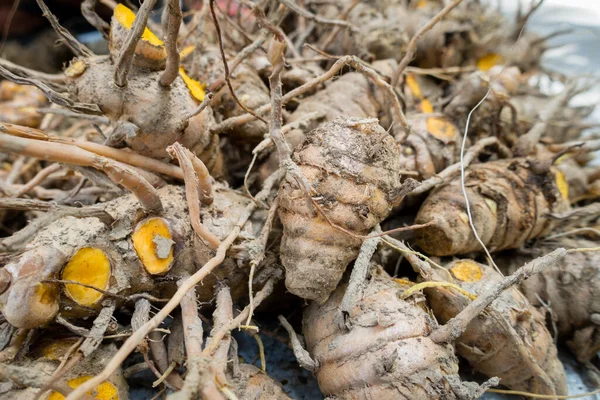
(132, 217, 175, 275)
(426, 116, 458, 143)
(61, 248, 111, 307)
(48, 376, 118, 400)
(450, 260, 482, 282)
(477, 53, 503, 71)
(555, 170, 569, 201)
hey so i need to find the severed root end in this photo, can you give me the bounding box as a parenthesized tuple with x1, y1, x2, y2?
(0, 247, 64, 328)
(48, 376, 118, 400)
(132, 217, 175, 275)
(61, 247, 111, 307)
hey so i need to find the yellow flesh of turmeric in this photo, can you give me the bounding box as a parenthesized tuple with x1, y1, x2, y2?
(48, 376, 118, 400)
(450, 260, 483, 282)
(132, 217, 175, 275)
(61, 248, 111, 307)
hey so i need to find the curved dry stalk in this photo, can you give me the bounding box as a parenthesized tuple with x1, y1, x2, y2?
(178, 279, 203, 358)
(209, 0, 267, 124)
(338, 227, 381, 321)
(277, 0, 356, 31)
(212, 55, 408, 135)
(12, 163, 61, 197)
(0, 65, 101, 115)
(115, 0, 158, 87)
(167, 143, 220, 249)
(65, 172, 281, 400)
(0, 132, 163, 213)
(0, 58, 66, 89)
(278, 316, 318, 372)
(99, 159, 164, 214)
(202, 272, 281, 356)
(185, 148, 214, 205)
(207, 31, 269, 93)
(411, 137, 499, 195)
(391, 0, 465, 87)
(209, 285, 233, 378)
(35, 0, 94, 57)
(245, 198, 279, 326)
(2, 122, 183, 179)
(182, 93, 213, 122)
(81, 0, 110, 37)
(159, 0, 183, 87)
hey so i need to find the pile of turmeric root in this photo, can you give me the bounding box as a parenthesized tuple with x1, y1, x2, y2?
(0, 0, 598, 398)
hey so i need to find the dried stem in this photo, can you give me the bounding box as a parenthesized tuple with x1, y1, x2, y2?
(245, 197, 279, 326)
(160, 0, 183, 87)
(65, 171, 281, 400)
(0, 65, 101, 115)
(209, 0, 267, 124)
(278, 316, 318, 371)
(115, 0, 158, 87)
(35, 0, 94, 57)
(2, 122, 183, 179)
(0, 132, 163, 213)
(411, 137, 498, 195)
(12, 164, 61, 197)
(36, 108, 110, 124)
(338, 226, 381, 322)
(182, 93, 214, 122)
(430, 248, 567, 344)
(0, 58, 66, 89)
(212, 55, 408, 135)
(318, 0, 360, 50)
(277, 0, 356, 31)
(391, 0, 465, 87)
(78, 301, 117, 357)
(179, 279, 203, 358)
(209, 285, 233, 378)
(202, 272, 281, 356)
(167, 143, 220, 249)
(81, 0, 110, 37)
(207, 31, 269, 93)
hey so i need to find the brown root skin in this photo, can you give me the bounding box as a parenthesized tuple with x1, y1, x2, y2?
(426, 259, 567, 395)
(65, 56, 220, 169)
(302, 266, 491, 399)
(0, 185, 264, 328)
(259, 59, 394, 185)
(414, 158, 570, 256)
(278, 117, 402, 303)
(0, 81, 48, 128)
(228, 363, 291, 400)
(498, 238, 600, 363)
(0, 247, 64, 329)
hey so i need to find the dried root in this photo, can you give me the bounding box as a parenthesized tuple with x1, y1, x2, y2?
(278, 117, 402, 303)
